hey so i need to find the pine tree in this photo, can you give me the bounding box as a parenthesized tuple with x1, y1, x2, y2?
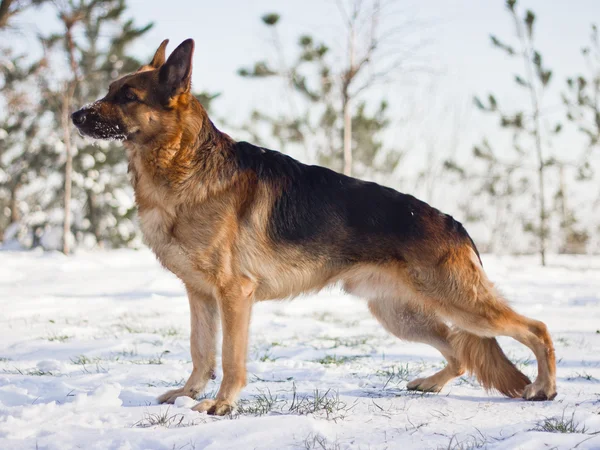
(473, 0, 556, 264)
(564, 24, 600, 153)
(40, 0, 153, 249)
(238, 8, 414, 179)
(0, 0, 46, 29)
(1, 2, 220, 250)
(561, 23, 600, 253)
(0, 0, 52, 245)
(0, 49, 54, 244)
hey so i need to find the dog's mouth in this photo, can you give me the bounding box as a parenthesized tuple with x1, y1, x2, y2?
(74, 121, 128, 141)
(72, 109, 128, 141)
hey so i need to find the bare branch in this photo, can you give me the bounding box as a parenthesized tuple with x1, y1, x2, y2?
(335, 0, 351, 27)
(0, 0, 14, 29)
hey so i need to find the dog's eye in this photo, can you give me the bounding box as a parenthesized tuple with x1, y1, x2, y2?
(121, 90, 138, 103)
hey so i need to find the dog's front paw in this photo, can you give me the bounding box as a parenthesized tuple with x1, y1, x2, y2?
(192, 398, 234, 416)
(406, 377, 443, 393)
(157, 387, 198, 404)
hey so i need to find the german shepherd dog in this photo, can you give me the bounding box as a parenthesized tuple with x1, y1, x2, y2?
(72, 39, 557, 415)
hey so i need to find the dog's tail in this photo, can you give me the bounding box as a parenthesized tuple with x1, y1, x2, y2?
(449, 330, 530, 398)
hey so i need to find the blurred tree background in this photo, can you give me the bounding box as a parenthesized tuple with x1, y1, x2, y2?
(0, 0, 217, 251)
(0, 0, 599, 256)
(237, 5, 410, 179)
(442, 0, 599, 260)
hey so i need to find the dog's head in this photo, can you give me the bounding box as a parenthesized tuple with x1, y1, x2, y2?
(72, 39, 199, 144)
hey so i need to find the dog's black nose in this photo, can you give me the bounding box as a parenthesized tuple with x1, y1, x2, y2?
(71, 109, 87, 126)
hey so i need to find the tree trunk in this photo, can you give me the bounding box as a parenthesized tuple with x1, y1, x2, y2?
(342, 23, 355, 177)
(558, 164, 567, 221)
(61, 18, 79, 255)
(343, 96, 352, 176)
(9, 181, 20, 223)
(0, 0, 15, 29)
(515, 15, 547, 266)
(529, 89, 547, 266)
(0, 181, 20, 242)
(534, 115, 547, 266)
(87, 189, 101, 246)
(61, 86, 73, 255)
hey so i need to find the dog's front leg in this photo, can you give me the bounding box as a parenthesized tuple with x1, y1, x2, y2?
(158, 286, 218, 404)
(193, 277, 254, 416)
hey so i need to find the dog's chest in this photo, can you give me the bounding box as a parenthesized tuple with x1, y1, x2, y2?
(138, 207, 190, 277)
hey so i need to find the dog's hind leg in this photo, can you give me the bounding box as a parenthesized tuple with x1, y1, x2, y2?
(415, 246, 556, 400)
(158, 286, 219, 404)
(368, 298, 464, 393)
(446, 304, 555, 400)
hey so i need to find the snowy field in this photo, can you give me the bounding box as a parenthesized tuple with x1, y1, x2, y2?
(0, 249, 599, 450)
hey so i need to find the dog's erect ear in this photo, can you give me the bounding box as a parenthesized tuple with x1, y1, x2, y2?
(159, 38, 194, 96)
(149, 39, 169, 68)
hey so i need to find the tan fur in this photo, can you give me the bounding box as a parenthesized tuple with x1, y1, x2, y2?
(157, 286, 218, 403)
(368, 298, 465, 393)
(349, 255, 549, 399)
(125, 89, 556, 410)
(449, 331, 530, 397)
(74, 40, 557, 415)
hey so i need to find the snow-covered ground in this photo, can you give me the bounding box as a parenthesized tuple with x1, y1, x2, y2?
(0, 249, 599, 450)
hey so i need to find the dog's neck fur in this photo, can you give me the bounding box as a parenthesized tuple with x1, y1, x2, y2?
(125, 96, 238, 210)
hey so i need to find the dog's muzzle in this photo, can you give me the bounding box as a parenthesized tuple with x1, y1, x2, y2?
(71, 106, 126, 141)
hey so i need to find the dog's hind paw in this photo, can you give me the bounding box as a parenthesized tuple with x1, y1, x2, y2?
(522, 382, 557, 401)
